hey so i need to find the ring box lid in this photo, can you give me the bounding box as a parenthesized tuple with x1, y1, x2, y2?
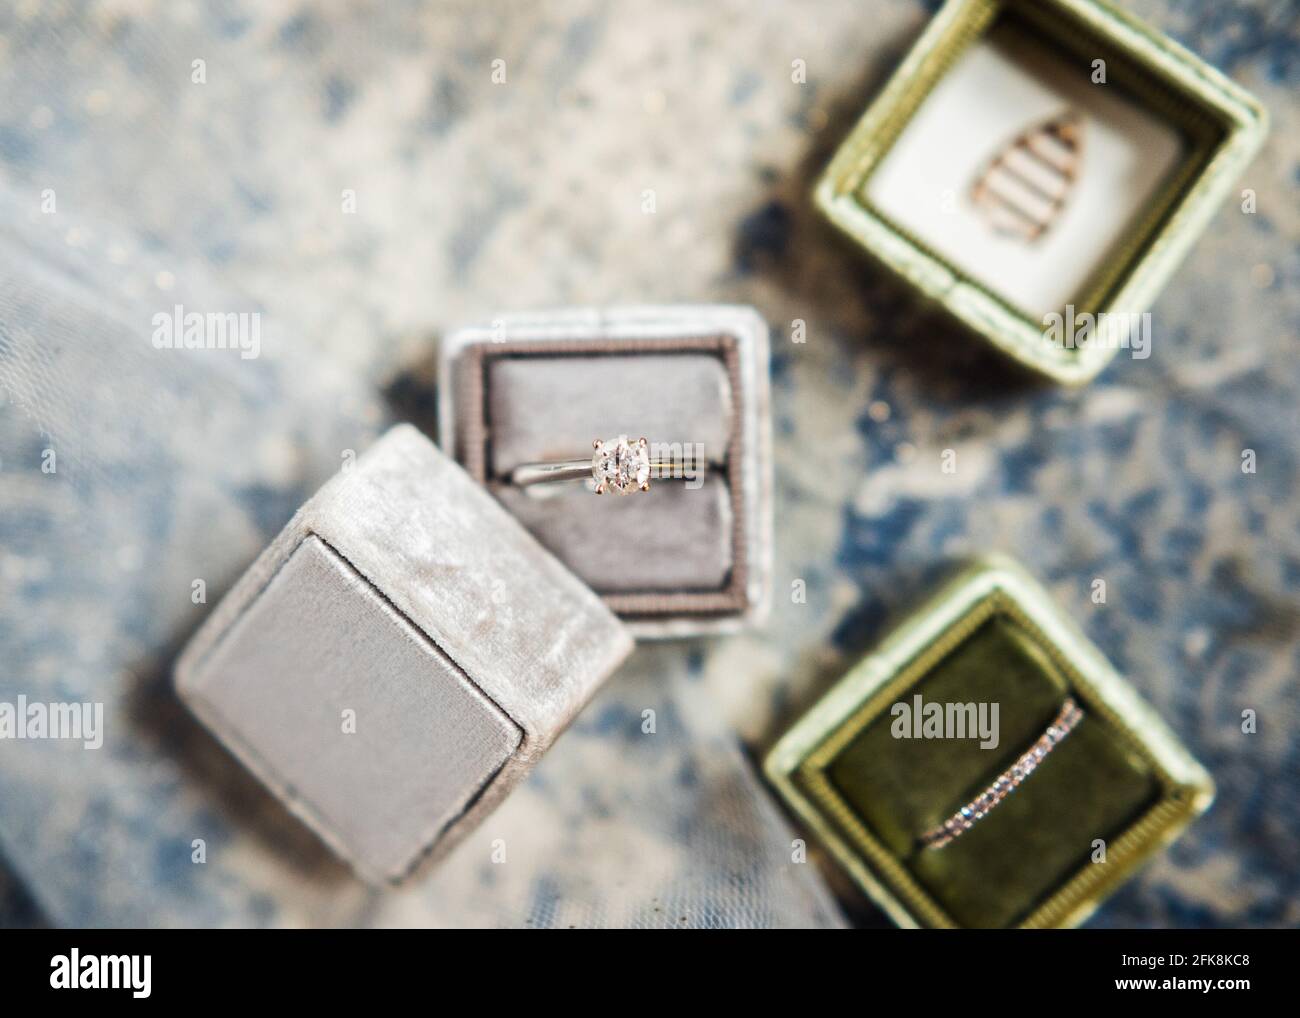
(176, 424, 633, 883)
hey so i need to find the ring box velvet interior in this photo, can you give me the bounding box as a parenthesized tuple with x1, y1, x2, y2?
(765, 556, 1213, 928)
(175, 425, 633, 884)
(439, 305, 773, 639)
(815, 0, 1267, 385)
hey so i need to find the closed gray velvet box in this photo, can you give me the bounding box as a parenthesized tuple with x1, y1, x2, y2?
(175, 424, 633, 884)
(439, 305, 773, 639)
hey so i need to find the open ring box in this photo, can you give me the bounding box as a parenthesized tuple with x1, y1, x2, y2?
(816, 0, 1268, 385)
(765, 556, 1213, 928)
(439, 305, 774, 639)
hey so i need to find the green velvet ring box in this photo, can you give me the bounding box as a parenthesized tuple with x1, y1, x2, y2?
(815, 0, 1267, 385)
(765, 556, 1213, 928)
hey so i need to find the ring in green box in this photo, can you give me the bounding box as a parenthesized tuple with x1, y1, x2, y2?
(815, 0, 1267, 385)
(764, 556, 1213, 928)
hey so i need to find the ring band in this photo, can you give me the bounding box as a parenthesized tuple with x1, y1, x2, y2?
(918, 697, 1084, 851)
(510, 435, 707, 495)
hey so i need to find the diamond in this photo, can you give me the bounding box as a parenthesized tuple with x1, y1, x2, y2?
(591, 435, 651, 495)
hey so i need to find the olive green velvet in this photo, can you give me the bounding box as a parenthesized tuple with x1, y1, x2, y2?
(826, 614, 1160, 928)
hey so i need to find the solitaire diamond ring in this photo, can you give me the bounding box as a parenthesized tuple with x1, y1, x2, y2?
(918, 697, 1084, 851)
(510, 435, 706, 495)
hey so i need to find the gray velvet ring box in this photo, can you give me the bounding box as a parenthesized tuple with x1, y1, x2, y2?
(175, 425, 634, 884)
(439, 305, 773, 639)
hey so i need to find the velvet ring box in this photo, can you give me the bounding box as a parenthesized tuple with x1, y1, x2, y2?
(816, 0, 1268, 385)
(176, 425, 633, 884)
(439, 305, 773, 639)
(765, 556, 1213, 928)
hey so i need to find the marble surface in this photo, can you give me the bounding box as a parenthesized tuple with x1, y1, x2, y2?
(0, 0, 1296, 926)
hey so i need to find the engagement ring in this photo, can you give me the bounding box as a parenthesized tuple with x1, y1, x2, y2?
(510, 435, 706, 495)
